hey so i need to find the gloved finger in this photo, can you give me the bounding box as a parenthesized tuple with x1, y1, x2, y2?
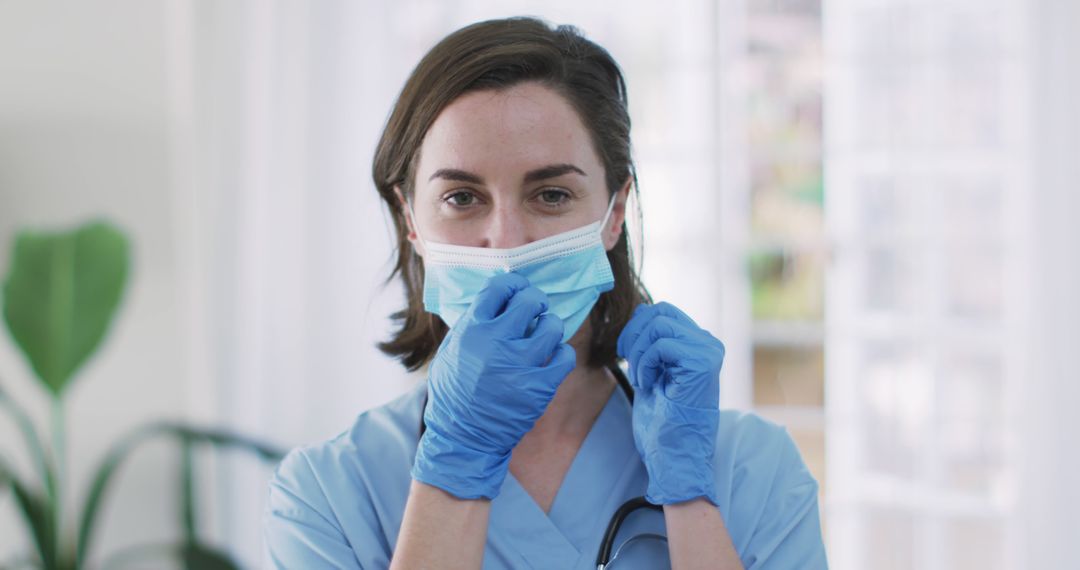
(626, 315, 695, 378)
(617, 303, 656, 360)
(472, 272, 531, 321)
(509, 312, 564, 366)
(665, 357, 720, 407)
(650, 302, 725, 370)
(649, 301, 699, 330)
(493, 285, 549, 338)
(637, 337, 684, 395)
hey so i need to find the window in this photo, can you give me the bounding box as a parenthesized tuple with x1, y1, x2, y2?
(823, 0, 1026, 567)
(745, 0, 829, 531)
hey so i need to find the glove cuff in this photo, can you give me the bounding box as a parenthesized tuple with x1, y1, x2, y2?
(411, 424, 510, 500)
(643, 396, 720, 506)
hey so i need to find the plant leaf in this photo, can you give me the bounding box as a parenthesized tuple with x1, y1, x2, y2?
(179, 438, 196, 544)
(76, 422, 285, 568)
(98, 541, 239, 570)
(1, 221, 130, 397)
(179, 543, 239, 570)
(0, 382, 57, 507)
(0, 456, 56, 569)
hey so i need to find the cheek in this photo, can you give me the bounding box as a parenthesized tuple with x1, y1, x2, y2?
(434, 224, 487, 246)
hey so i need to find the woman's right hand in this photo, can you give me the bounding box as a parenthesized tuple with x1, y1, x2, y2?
(410, 272, 577, 500)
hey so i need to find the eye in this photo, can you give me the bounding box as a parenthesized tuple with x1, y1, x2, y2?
(537, 188, 571, 207)
(444, 190, 477, 207)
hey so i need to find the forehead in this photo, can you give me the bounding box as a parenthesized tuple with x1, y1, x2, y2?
(417, 82, 601, 179)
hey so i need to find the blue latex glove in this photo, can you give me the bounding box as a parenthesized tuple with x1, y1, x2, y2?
(617, 302, 724, 506)
(411, 272, 577, 500)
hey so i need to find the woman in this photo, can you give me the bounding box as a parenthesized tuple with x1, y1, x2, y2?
(263, 17, 827, 569)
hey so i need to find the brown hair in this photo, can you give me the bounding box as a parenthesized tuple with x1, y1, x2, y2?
(372, 16, 651, 371)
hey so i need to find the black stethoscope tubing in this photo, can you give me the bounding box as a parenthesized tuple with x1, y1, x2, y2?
(416, 363, 663, 568)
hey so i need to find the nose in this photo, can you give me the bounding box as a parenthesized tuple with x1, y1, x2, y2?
(482, 203, 530, 249)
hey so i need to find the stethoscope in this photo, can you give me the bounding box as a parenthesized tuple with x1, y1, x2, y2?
(418, 364, 666, 569)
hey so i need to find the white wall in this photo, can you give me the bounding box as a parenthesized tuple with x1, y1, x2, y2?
(0, 0, 191, 564)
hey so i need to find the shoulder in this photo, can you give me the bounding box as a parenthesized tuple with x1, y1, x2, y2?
(263, 382, 427, 566)
(267, 381, 427, 524)
(309, 379, 428, 469)
(715, 408, 816, 487)
(713, 409, 827, 568)
(712, 410, 820, 523)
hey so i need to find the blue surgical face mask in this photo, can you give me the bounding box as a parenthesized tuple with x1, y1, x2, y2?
(410, 195, 617, 342)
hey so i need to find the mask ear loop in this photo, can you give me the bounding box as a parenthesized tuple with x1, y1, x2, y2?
(405, 198, 428, 249)
(621, 186, 644, 277)
(597, 192, 619, 240)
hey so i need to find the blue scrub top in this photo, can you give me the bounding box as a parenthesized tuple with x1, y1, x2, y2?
(263, 379, 828, 569)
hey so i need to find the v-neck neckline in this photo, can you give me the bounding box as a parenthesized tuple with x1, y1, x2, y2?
(509, 379, 619, 515)
(545, 380, 631, 518)
(488, 380, 640, 568)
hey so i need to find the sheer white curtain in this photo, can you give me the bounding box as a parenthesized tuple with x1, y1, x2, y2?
(171, 1, 417, 561)
(169, 1, 733, 564)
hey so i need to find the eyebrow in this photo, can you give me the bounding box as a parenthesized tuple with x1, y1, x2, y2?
(427, 163, 587, 185)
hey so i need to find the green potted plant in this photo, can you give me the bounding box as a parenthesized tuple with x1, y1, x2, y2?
(1, 221, 284, 569)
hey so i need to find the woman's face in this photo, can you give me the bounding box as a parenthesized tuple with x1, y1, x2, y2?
(399, 81, 628, 254)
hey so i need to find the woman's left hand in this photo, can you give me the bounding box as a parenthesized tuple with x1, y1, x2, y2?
(617, 302, 725, 506)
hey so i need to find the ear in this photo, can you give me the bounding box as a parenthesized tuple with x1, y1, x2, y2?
(602, 176, 632, 251)
(394, 185, 424, 258)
